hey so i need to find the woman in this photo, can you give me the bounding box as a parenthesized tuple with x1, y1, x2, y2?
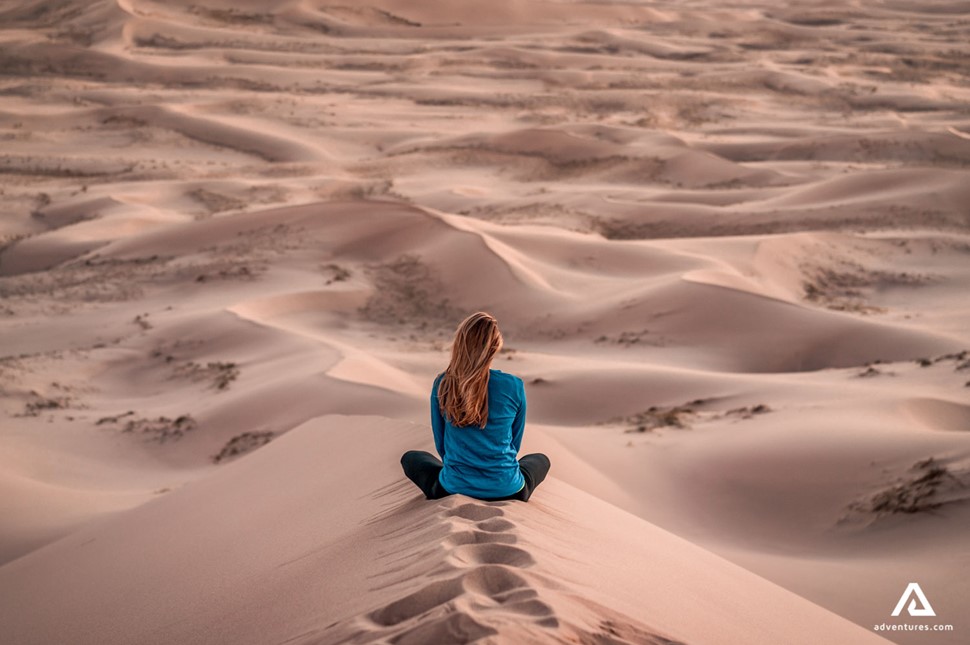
(401, 312, 551, 502)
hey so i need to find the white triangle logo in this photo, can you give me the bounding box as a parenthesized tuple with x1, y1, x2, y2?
(891, 582, 936, 617)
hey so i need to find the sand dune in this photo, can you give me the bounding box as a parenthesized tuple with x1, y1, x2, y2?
(0, 416, 894, 645)
(2, 0, 969, 643)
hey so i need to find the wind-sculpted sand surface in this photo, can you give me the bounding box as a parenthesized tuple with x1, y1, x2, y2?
(1, 1, 968, 643)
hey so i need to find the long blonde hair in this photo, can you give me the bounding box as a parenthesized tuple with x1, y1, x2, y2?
(438, 312, 504, 428)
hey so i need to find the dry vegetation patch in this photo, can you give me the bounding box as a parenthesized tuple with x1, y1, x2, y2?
(841, 457, 970, 526)
(594, 329, 665, 347)
(321, 262, 351, 285)
(359, 254, 461, 333)
(97, 412, 198, 443)
(0, 255, 169, 309)
(800, 263, 927, 314)
(212, 430, 276, 463)
(17, 389, 73, 417)
(607, 400, 771, 433)
(172, 361, 240, 391)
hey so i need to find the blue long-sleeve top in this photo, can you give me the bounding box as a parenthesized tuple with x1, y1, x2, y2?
(431, 369, 527, 499)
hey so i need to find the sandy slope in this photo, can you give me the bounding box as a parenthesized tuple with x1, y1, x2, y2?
(0, 416, 894, 645)
(1, 0, 969, 643)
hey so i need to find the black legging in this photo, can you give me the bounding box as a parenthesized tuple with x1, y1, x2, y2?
(401, 450, 550, 502)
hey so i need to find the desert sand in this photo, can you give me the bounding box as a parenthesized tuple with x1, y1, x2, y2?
(1, 0, 968, 643)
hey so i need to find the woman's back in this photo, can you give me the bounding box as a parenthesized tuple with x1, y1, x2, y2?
(431, 369, 526, 499)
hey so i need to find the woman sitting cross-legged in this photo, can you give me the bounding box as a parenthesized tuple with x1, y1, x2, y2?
(401, 312, 550, 502)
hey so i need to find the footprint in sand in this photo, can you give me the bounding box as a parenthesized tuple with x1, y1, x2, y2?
(461, 564, 558, 626)
(447, 542, 536, 568)
(443, 501, 507, 521)
(460, 563, 529, 597)
(367, 577, 465, 627)
(475, 516, 516, 532)
(388, 611, 497, 645)
(442, 529, 517, 546)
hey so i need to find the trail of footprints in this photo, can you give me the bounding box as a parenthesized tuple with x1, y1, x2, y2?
(314, 497, 684, 645)
(354, 500, 552, 643)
